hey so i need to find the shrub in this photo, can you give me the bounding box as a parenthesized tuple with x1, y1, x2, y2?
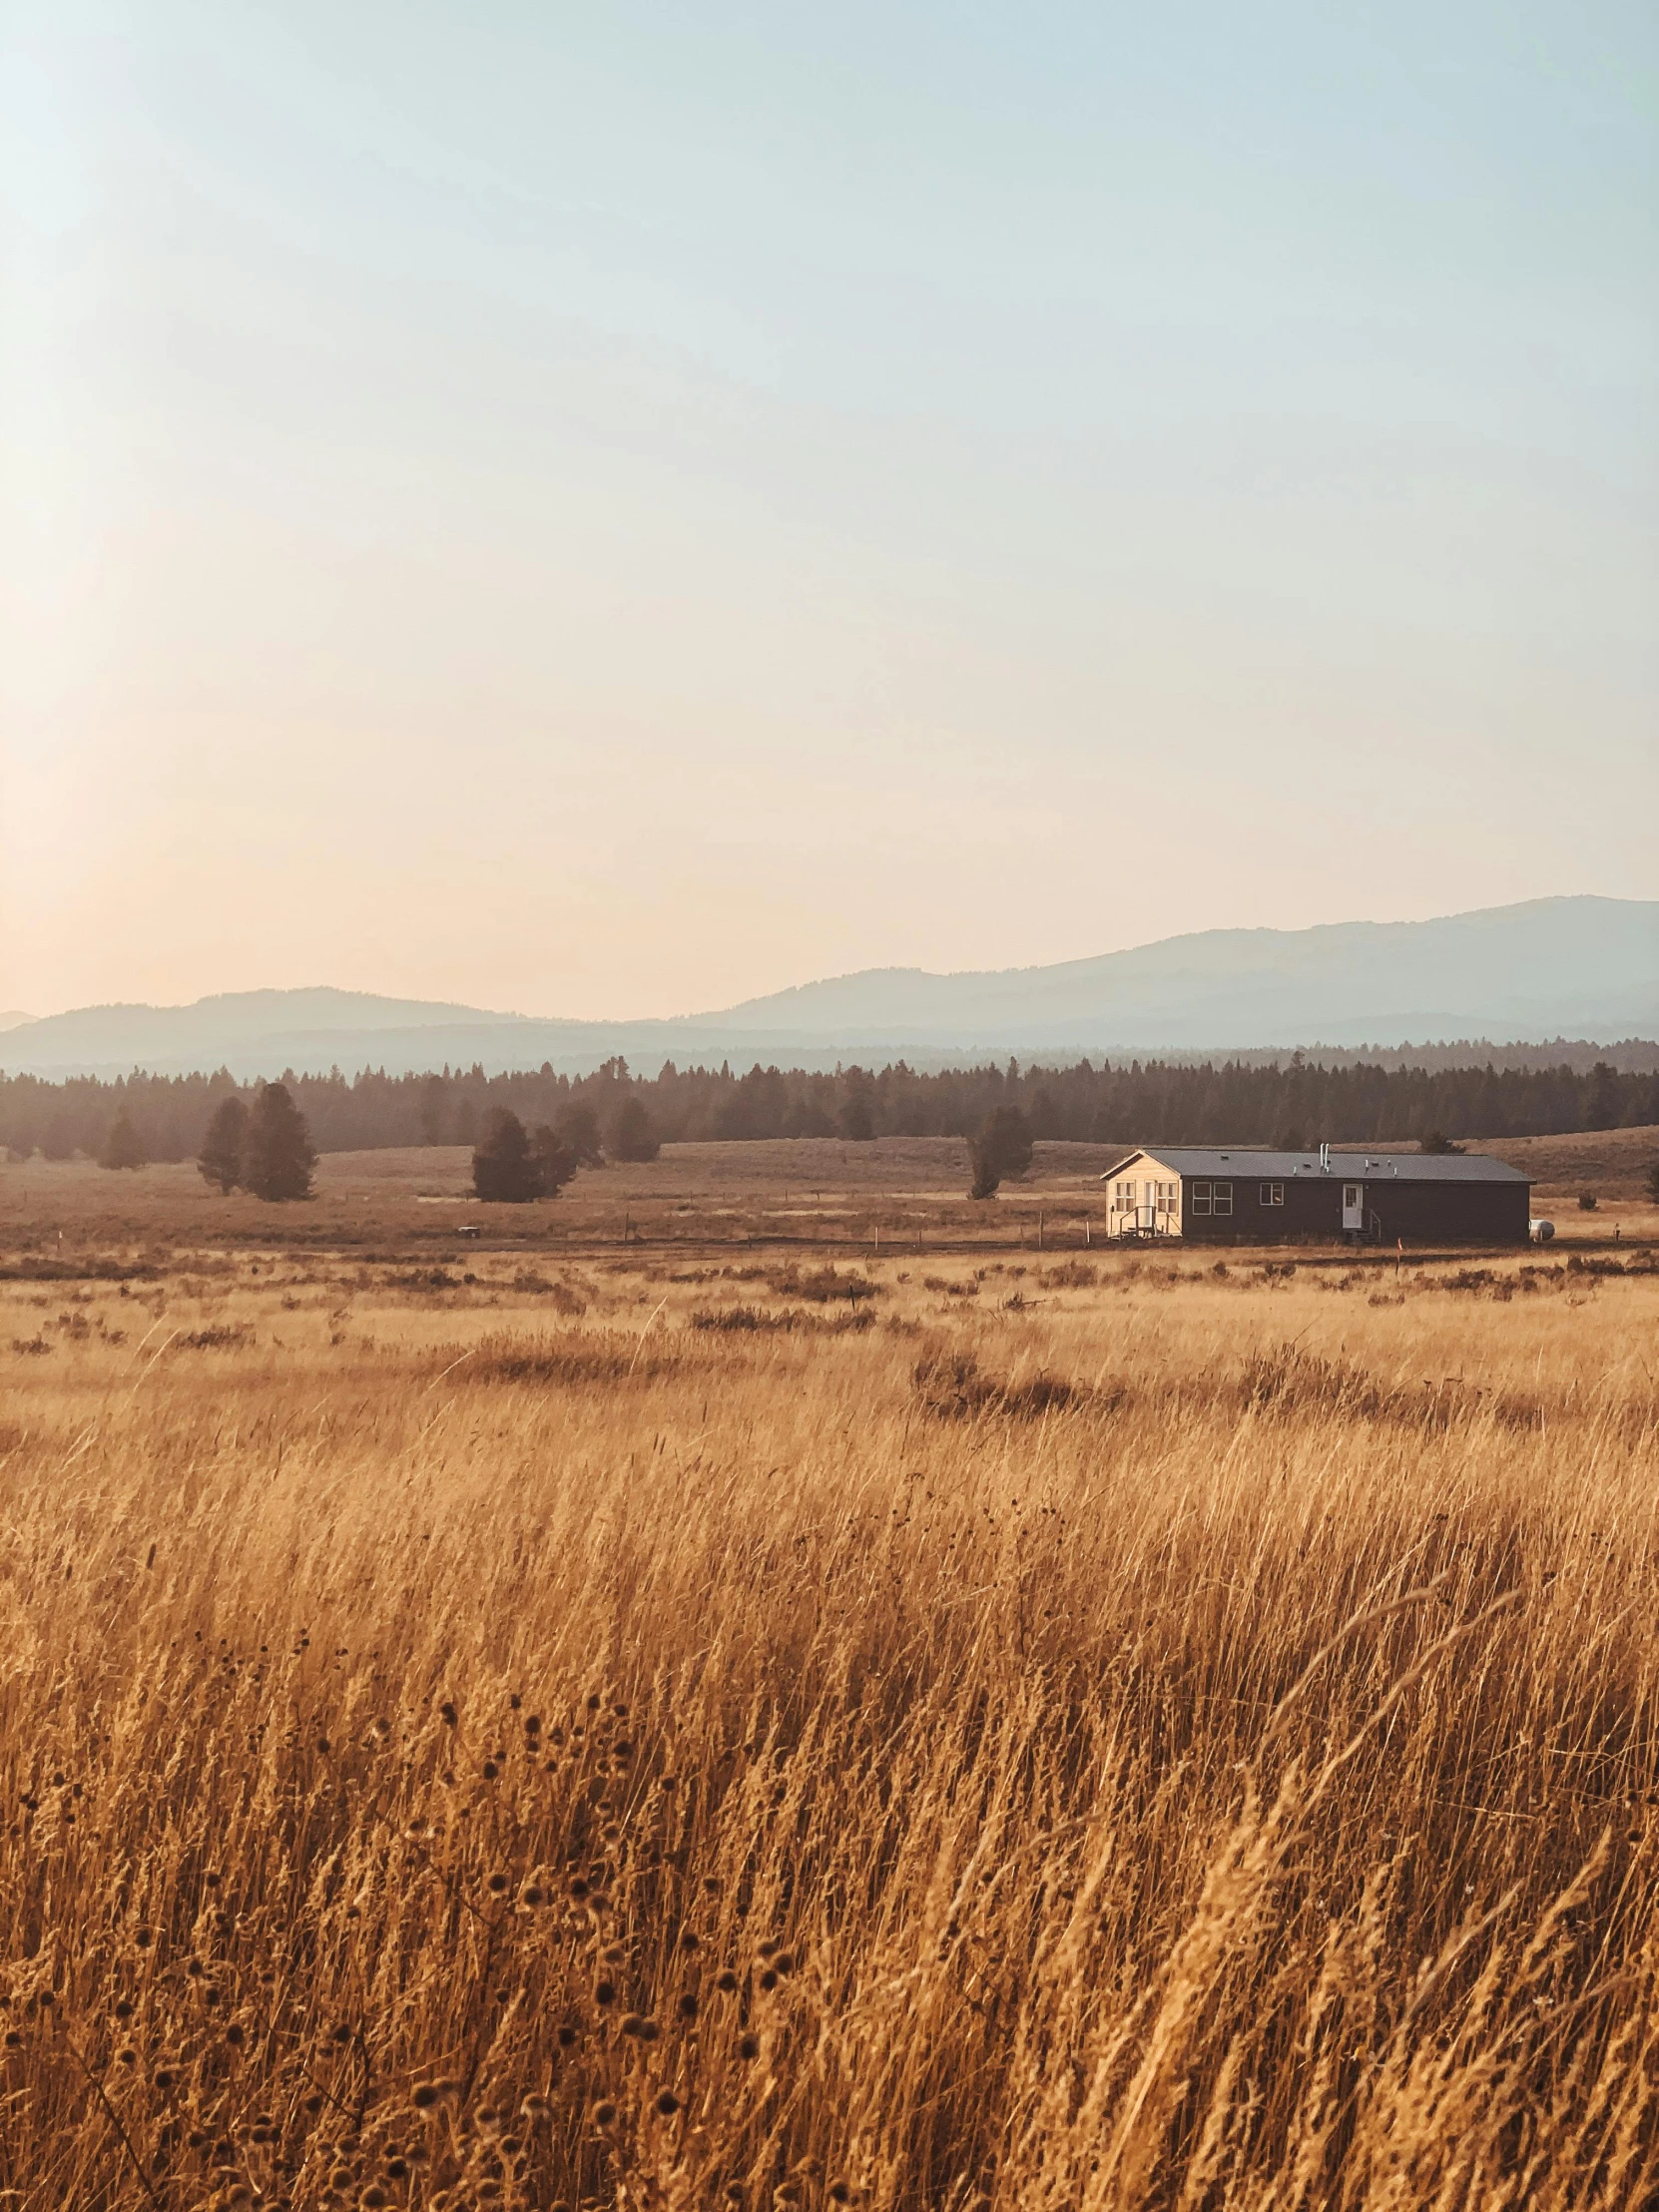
(1420, 1131, 1463, 1155)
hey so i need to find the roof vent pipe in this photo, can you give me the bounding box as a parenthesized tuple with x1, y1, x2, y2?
(1319, 1142, 1331, 1173)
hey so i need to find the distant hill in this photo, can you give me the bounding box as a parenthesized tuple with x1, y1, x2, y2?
(0, 1013, 34, 1033)
(3, 897, 1653, 1079)
(695, 897, 1658, 1050)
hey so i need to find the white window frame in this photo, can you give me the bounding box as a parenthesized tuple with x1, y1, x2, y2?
(1260, 1182, 1284, 1207)
(1211, 1180, 1233, 1217)
(1191, 1179, 1212, 1216)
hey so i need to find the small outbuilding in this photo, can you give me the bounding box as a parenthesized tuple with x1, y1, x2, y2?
(1100, 1144, 1532, 1246)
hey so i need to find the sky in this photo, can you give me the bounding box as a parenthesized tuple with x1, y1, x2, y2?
(3, 2, 1655, 1021)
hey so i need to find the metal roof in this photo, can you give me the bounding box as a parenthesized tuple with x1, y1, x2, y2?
(1099, 1147, 1530, 1185)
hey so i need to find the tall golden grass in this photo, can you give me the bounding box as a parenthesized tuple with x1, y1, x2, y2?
(2, 1249, 1656, 2209)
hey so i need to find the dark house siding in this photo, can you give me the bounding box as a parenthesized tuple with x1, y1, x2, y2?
(1180, 1177, 1340, 1244)
(1176, 1173, 1530, 1247)
(1362, 1179, 1530, 1246)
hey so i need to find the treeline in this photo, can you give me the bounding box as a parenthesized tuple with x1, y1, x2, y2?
(2, 1051, 1656, 1164)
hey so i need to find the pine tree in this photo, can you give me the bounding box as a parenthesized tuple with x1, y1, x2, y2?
(968, 1138, 1000, 1200)
(198, 1096, 249, 1194)
(608, 1097, 660, 1163)
(472, 1109, 540, 1202)
(837, 1066, 876, 1142)
(980, 1104, 1033, 1180)
(1587, 1061, 1619, 1131)
(417, 1075, 450, 1146)
(100, 1109, 147, 1170)
(554, 1101, 604, 1165)
(241, 1083, 316, 1201)
(528, 1124, 579, 1198)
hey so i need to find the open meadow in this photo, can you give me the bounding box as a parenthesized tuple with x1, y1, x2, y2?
(2, 1144, 1658, 2209)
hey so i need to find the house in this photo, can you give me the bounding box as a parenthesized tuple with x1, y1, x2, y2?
(1100, 1144, 1532, 1246)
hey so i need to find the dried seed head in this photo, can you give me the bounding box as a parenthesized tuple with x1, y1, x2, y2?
(654, 2091, 680, 2116)
(739, 2034, 760, 2060)
(592, 2101, 617, 2127)
(716, 1971, 739, 1993)
(411, 2084, 441, 2110)
(678, 1993, 699, 2020)
(486, 1873, 509, 1895)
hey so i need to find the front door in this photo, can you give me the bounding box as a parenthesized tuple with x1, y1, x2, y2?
(1342, 1182, 1365, 1233)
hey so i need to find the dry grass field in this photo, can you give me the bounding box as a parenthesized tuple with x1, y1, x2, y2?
(4, 1125, 1656, 1262)
(3, 1148, 1658, 2208)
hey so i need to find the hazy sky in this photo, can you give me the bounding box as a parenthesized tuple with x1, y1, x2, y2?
(4, 3, 1655, 1019)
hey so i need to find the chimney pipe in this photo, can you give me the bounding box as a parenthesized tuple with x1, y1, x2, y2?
(1320, 1141, 1330, 1173)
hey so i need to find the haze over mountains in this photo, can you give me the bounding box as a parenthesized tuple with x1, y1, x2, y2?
(3, 898, 1653, 1081)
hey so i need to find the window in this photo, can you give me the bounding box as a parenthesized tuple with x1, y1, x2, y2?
(1191, 1180, 1211, 1216)
(1191, 1180, 1232, 1217)
(1260, 1182, 1284, 1207)
(1112, 1179, 1136, 1211)
(1155, 1180, 1177, 1216)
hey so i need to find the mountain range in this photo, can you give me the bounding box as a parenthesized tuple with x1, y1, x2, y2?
(2, 897, 1653, 1080)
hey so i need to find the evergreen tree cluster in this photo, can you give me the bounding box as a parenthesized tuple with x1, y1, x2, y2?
(470, 1110, 579, 1203)
(197, 1084, 317, 1202)
(2, 1049, 1656, 1167)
